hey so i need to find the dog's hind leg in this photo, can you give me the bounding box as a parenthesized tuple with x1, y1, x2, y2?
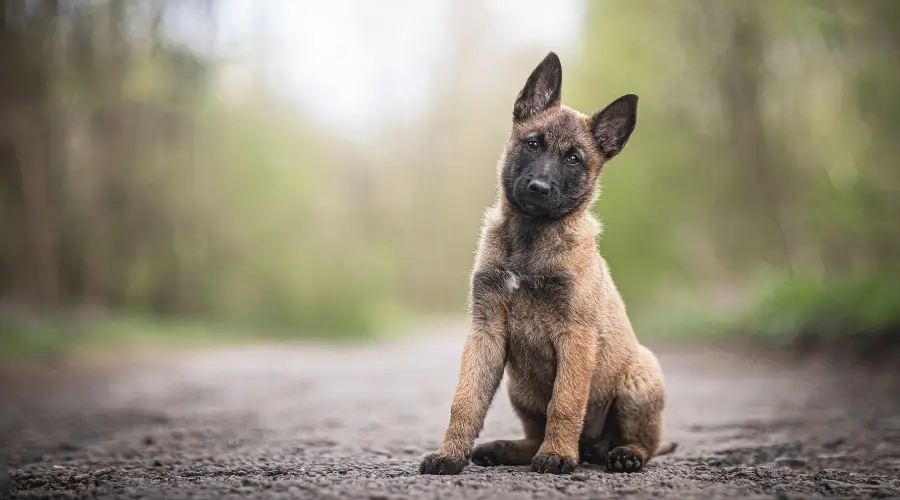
(471, 394, 544, 467)
(577, 397, 616, 465)
(606, 347, 667, 473)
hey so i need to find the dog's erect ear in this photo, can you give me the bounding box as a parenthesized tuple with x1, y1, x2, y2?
(513, 52, 562, 122)
(591, 94, 638, 160)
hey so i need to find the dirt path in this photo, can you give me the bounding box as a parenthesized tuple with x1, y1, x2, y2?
(2, 323, 900, 499)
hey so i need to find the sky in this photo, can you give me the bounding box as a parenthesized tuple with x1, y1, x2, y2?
(187, 0, 587, 132)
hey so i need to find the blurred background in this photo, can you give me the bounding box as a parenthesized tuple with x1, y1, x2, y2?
(2, 0, 900, 362)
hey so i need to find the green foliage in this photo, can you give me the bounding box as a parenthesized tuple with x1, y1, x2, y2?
(0, 305, 407, 363)
(4, 0, 900, 353)
(739, 275, 900, 341)
(156, 100, 397, 336)
(1, 1, 401, 340)
(0, 312, 276, 363)
(644, 274, 900, 348)
(568, 0, 900, 341)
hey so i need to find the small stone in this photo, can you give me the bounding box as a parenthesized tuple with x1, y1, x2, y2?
(92, 468, 114, 477)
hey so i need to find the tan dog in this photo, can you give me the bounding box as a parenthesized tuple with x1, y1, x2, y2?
(419, 52, 675, 475)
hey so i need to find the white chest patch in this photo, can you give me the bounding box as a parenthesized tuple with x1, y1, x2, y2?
(505, 271, 521, 292)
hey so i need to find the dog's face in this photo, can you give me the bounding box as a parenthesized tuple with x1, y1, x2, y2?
(501, 52, 638, 219)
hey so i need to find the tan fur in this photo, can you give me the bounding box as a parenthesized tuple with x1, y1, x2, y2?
(419, 55, 673, 476)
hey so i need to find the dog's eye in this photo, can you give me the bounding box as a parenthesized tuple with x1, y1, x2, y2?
(566, 154, 580, 165)
(525, 139, 539, 151)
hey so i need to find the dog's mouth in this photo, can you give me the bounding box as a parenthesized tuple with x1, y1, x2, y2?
(512, 194, 553, 217)
(518, 201, 551, 216)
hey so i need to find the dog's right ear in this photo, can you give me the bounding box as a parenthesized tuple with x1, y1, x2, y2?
(591, 94, 638, 160)
(513, 52, 562, 122)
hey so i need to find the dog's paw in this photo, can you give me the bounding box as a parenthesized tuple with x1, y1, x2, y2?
(419, 451, 468, 475)
(471, 442, 506, 467)
(578, 441, 610, 465)
(472, 440, 536, 466)
(606, 446, 645, 473)
(531, 452, 577, 474)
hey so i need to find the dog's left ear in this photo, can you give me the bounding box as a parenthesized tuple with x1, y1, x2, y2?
(591, 94, 638, 160)
(513, 52, 563, 122)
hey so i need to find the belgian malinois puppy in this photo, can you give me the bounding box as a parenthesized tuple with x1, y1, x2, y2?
(419, 52, 675, 475)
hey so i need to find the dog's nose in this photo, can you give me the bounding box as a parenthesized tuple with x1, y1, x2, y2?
(527, 179, 551, 198)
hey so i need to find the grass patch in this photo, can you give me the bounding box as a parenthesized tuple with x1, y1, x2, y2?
(0, 313, 244, 363)
(0, 305, 422, 364)
(738, 274, 900, 344)
(648, 274, 900, 346)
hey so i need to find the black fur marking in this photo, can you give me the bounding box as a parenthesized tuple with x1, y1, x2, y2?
(470, 269, 507, 324)
(580, 398, 615, 443)
(471, 267, 572, 322)
(471, 269, 506, 296)
(579, 398, 621, 465)
(579, 441, 609, 465)
(508, 217, 545, 252)
(471, 443, 502, 467)
(519, 272, 574, 317)
(471, 440, 535, 467)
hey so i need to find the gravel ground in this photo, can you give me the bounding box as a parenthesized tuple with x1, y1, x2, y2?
(2, 323, 900, 499)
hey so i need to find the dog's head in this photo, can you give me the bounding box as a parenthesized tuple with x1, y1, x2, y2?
(501, 52, 637, 220)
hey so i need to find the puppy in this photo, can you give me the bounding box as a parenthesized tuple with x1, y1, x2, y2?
(419, 52, 674, 475)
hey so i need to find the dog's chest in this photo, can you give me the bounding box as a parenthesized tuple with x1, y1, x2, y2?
(500, 269, 573, 386)
(502, 270, 571, 329)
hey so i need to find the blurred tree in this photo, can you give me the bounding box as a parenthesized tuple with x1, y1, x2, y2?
(569, 0, 900, 333)
(3, 0, 900, 348)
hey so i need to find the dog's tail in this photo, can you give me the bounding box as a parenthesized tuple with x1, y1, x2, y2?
(654, 441, 678, 457)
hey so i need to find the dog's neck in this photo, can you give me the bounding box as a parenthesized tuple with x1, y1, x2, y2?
(497, 198, 599, 264)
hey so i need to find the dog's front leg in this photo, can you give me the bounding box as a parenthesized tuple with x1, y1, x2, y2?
(532, 329, 596, 474)
(419, 323, 506, 475)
